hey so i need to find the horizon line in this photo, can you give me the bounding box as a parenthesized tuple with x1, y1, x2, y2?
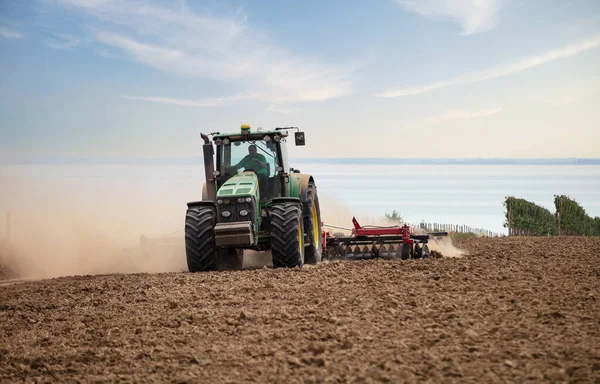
(1, 157, 600, 165)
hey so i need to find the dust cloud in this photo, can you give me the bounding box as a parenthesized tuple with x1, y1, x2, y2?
(319, 193, 355, 235)
(0, 172, 189, 280)
(0, 172, 467, 280)
(427, 237, 467, 258)
(243, 250, 272, 269)
(412, 225, 467, 258)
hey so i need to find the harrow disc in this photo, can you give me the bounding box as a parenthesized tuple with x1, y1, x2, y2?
(421, 244, 430, 259)
(378, 243, 401, 259)
(326, 239, 416, 260)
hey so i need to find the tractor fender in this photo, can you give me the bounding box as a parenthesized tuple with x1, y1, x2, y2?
(271, 197, 301, 207)
(187, 200, 217, 209)
(289, 173, 315, 202)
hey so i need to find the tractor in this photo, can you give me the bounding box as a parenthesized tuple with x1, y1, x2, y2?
(184, 125, 322, 272)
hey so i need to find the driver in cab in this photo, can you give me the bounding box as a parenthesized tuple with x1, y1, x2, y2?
(232, 144, 268, 176)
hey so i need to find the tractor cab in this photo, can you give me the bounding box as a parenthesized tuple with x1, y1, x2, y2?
(211, 125, 302, 202)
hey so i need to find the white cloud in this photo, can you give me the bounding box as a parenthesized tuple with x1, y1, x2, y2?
(540, 96, 580, 107)
(123, 93, 259, 107)
(47, 0, 355, 104)
(0, 26, 25, 39)
(265, 104, 298, 114)
(418, 107, 503, 125)
(395, 0, 504, 35)
(378, 35, 600, 98)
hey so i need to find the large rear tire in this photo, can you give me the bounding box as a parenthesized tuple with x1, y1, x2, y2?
(271, 202, 305, 268)
(303, 182, 322, 264)
(185, 206, 217, 272)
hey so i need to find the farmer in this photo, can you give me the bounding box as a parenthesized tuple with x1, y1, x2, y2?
(232, 144, 269, 175)
(231, 144, 271, 198)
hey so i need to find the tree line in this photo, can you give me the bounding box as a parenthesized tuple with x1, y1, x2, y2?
(504, 195, 600, 236)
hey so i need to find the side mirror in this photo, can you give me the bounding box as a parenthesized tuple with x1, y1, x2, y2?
(295, 132, 305, 146)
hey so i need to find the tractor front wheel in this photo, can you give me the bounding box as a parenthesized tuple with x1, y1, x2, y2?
(185, 206, 217, 272)
(271, 202, 305, 268)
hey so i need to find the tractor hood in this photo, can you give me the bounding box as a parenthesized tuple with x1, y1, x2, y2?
(217, 172, 259, 199)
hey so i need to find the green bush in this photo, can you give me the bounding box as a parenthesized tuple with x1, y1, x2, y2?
(554, 195, 600, 236)
(504, 196, 556, 236)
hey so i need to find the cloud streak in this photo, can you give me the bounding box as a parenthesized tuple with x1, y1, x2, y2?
(44, 33, 81, 49)
(47, 0, 356, 104)
(123, 93, 259, 108)
(396, 0, 504, 35)
(378, 35, 600, 98)
(265, 104, 298, 114)
(0, 26, 25, 39)
(419, 107, 503, 125)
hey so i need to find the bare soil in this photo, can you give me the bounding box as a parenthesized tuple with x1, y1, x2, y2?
(1, 237, 599, 383)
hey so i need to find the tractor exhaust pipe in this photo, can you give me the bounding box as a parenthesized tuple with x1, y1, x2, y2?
(201, 133, 217, 201)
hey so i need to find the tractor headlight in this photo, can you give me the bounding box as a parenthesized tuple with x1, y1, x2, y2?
(217, 199, 223, 205)
(223, 199, 230, 204)
(239, 209, 249, 217)
(223, 138, 230, 145)
(221, 210, 231, 218)
(273, 135, 281, 142)
(263, 135, 271, 142)
(245, 197, 252, 202)
(238, 197, 246, 203)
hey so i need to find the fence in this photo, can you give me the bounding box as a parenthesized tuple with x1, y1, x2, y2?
(414, 222, 502, 237)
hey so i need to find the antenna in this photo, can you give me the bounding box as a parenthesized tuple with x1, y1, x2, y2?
(275, 126, 299, 132)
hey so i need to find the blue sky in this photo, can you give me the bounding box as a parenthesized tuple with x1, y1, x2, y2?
(0, 0, 599, 160)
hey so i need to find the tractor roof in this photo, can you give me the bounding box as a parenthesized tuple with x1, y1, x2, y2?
(212, 125, 291, 141)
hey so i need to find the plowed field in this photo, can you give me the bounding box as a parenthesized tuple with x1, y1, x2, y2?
(1, 237, 599, 383)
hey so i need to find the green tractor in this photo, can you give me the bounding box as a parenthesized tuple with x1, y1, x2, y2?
(184, 124, 322, 272)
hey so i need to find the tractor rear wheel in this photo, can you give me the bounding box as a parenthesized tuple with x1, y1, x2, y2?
(271, 202, 305, 268)
(303, 182, 322, 264)
(185, 206, 217, 272)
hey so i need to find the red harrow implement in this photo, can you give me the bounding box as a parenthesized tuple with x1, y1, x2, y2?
(322, 217, 448, 260)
